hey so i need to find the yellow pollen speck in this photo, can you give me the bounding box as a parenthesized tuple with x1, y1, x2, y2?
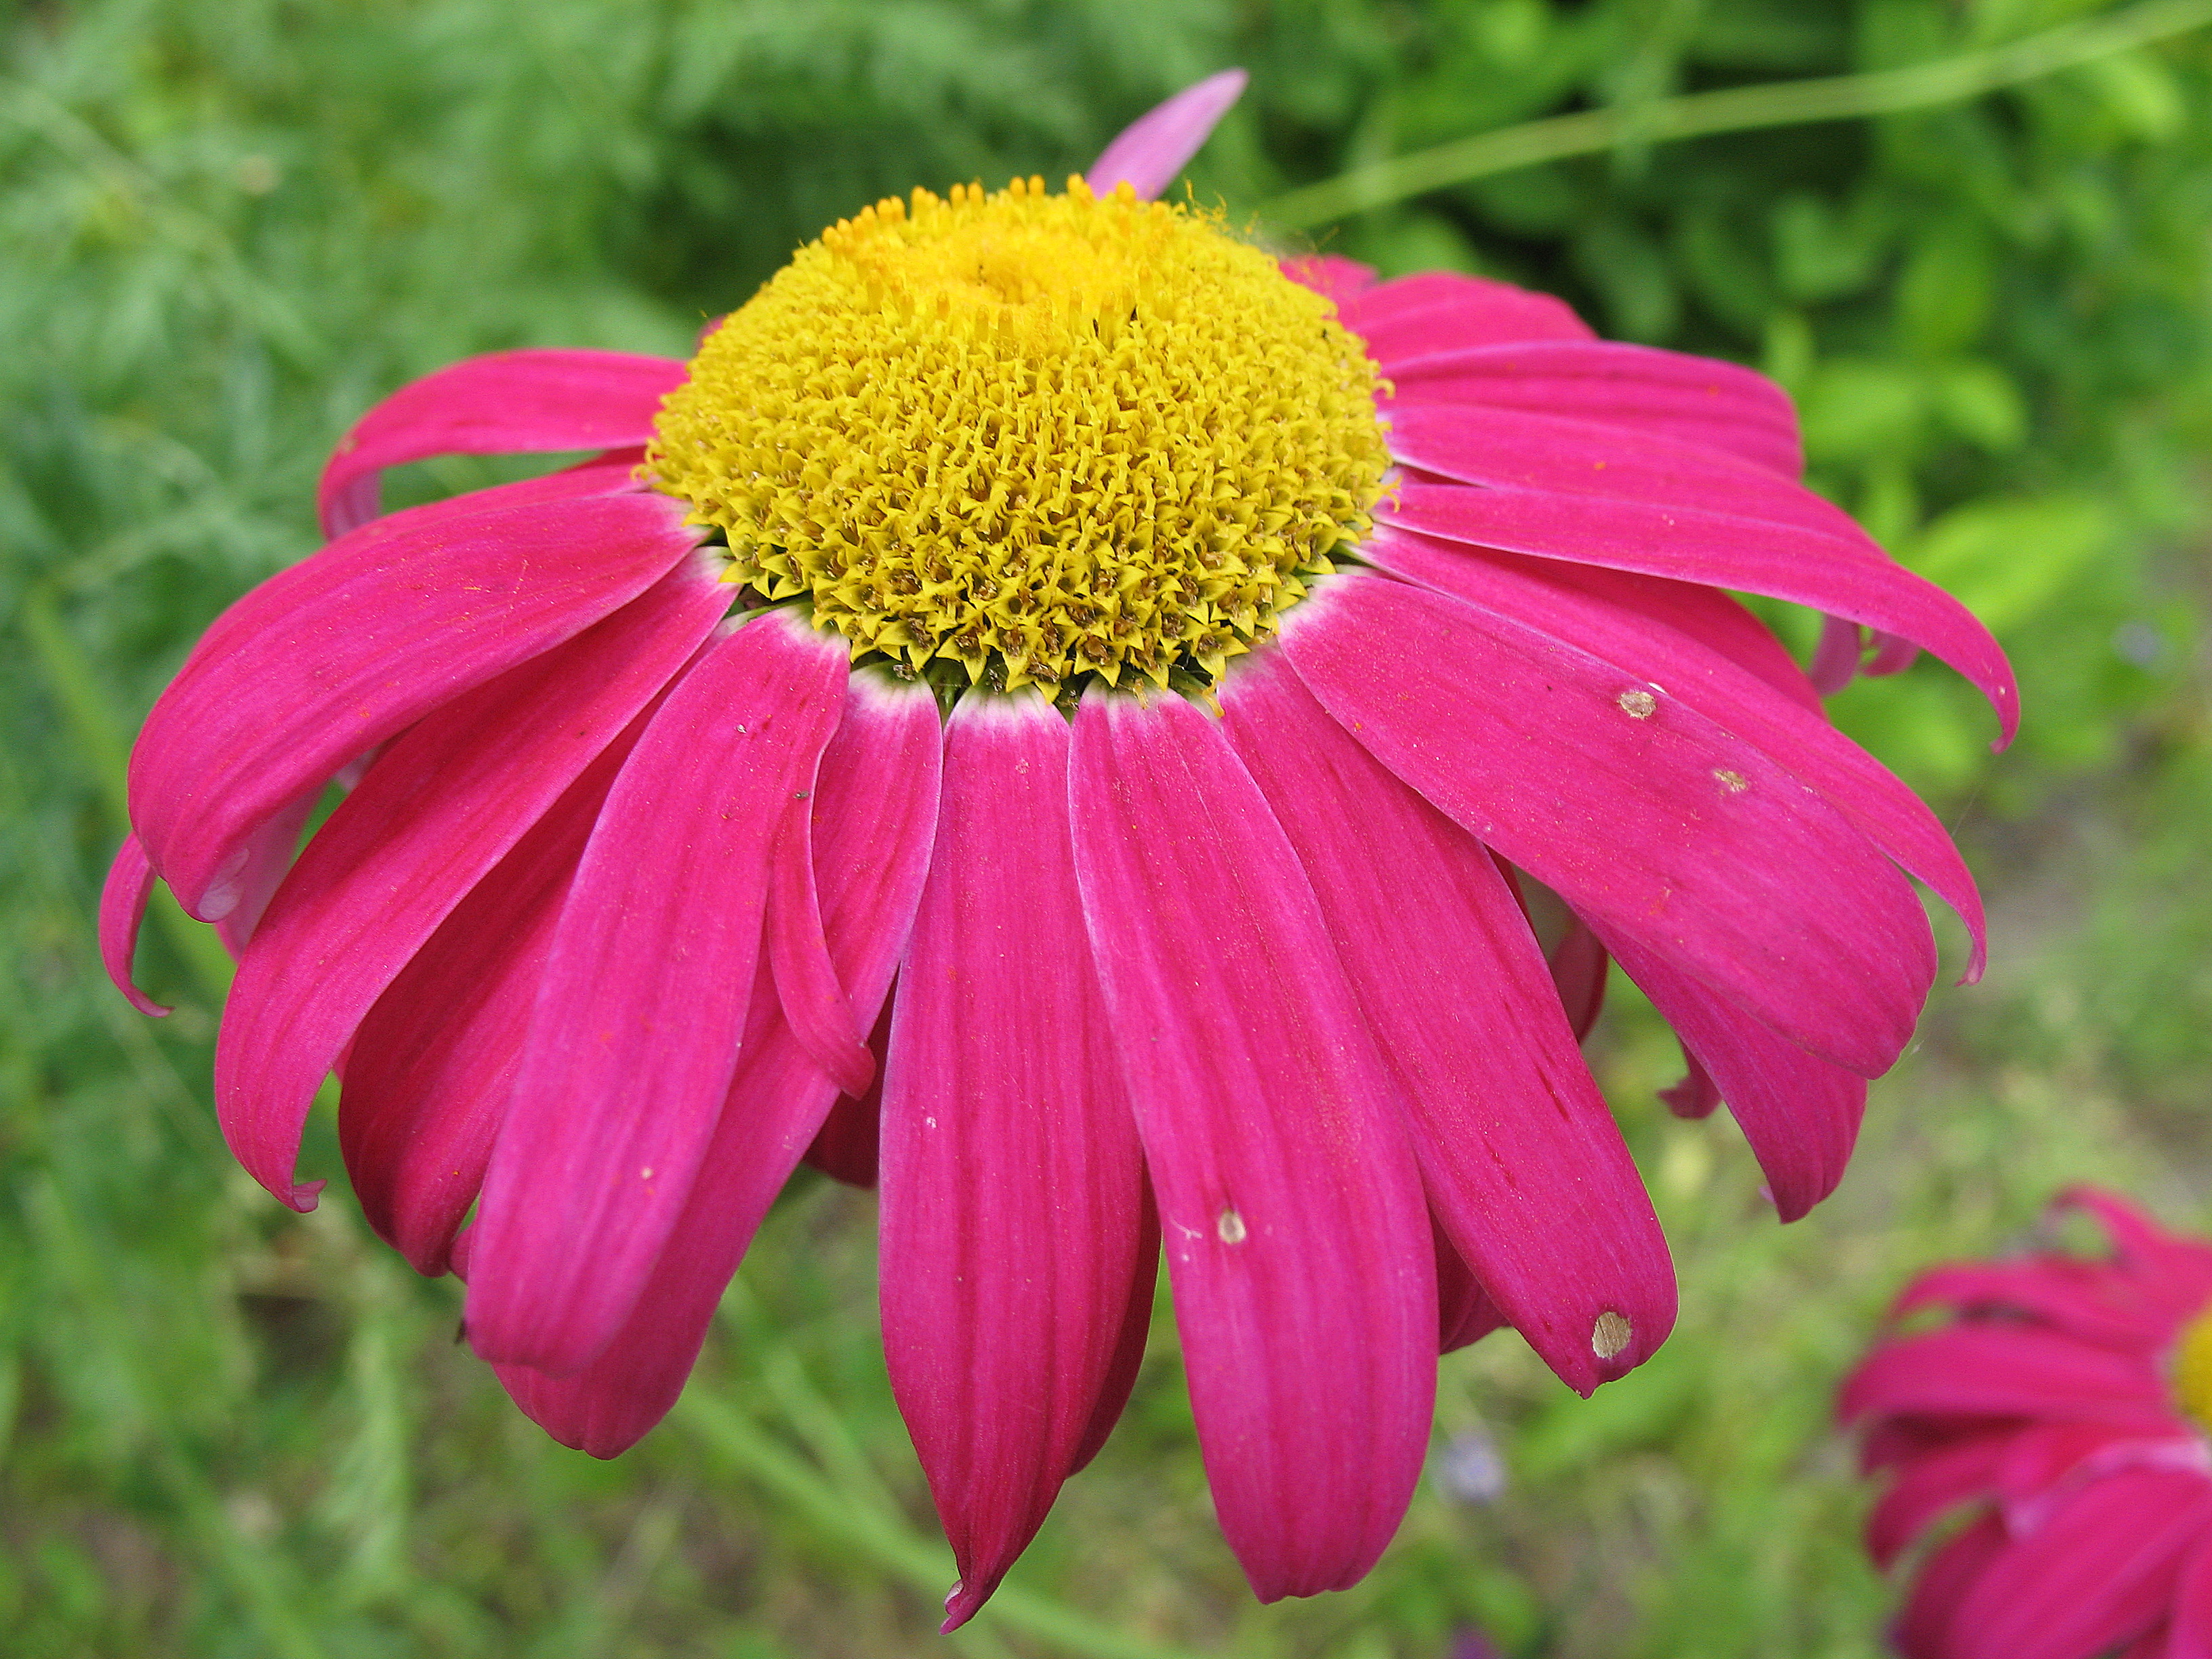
(1217, 1208, 1248, 1244)
(647, 175, 1390, 695)
(1618, 689, 1657, 719)
(1591, 1310, 1633, 1359)
(2173, 1302, 2212, 1429)
(1714, 769, 1749, 793)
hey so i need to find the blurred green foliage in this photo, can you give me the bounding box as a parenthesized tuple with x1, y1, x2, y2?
(5, 0, 2212, 1655)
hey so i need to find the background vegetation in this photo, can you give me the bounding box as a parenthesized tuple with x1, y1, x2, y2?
(5, 0, 2211, 1653)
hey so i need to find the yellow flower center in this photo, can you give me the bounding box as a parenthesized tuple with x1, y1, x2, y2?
(2173, 1301, 2212, 1429)
(647, 175, 1390, 695)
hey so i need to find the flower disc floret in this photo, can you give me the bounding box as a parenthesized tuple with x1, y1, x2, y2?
(647, 175, 1391, 693)
(2175, 1300, 2212, 1431)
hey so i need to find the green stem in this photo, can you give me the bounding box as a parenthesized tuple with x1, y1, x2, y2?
(1264, 0, 2212, 226)
(672, 1389, 1212, 1659)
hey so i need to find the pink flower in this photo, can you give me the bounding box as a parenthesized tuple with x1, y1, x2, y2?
(1840, 1189, 2212, 1659)
(103, 72, 2012, 1624)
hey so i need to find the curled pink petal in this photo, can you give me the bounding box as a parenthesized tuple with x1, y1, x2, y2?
(1384, 338, 1802, 478)
(129, 490, 701, 922)
(1378, 478, 2019, 745)
(491, 668, 942, 1453)
(465, 610, 849, 1373)
(1069, 688, 1435, 1602)
(213, 562, 729, 1209)
(1435, 1224, 1508, 1354)
(1068, 1187, 1161, 1476)
(1811, 615, 1865, 694)
(1603, 931, 1866, 1221)
(1085, 69, 1248, 201)
(99, 835, 169, 1017)
(806, 999, 890, 1187)
(1546, 912, 1608, 1043)
(318, 350, 687, 537)
(209, 783, 326, 958)
(1279, 572, 1936, 1078)
(1870, 629, 1921, 676)
(878, 693, 1151, 1631)
(766, 795, 875, 1099)
(1658, 1046, 1723, 1120)
(1222, 652, 1673, 1391)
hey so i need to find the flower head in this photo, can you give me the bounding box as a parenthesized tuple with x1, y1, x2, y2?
(1841, 1189, 2212, 1659)
(103, 71, 2013, 1624)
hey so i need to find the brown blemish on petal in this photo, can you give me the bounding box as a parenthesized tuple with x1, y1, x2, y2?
(1591, 1310, 1633, 1359)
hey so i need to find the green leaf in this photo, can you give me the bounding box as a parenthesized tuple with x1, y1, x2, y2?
(1904, 493, 2111, 632)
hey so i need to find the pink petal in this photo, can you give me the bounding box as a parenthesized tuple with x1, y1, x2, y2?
(331, 449, 649, 544)
(99, 835, 171, 1016)
(1436, 1224, 1508, 1353)
(1280, 255, 1378, 306)
(490, 668, 942, 1452)
(1950, 1470, 2212, 1659)
(129, 491, 701, 922)
(765, 791, 874, 1099)
(1996, 1422, 2186, 1509)
(1278, 573, 1936, 1078)
(878, 693, 1151, 1630)
(1602, 931, 1866, 1221)
(1547, 912, 1608, 1042)
(464, 610, 849, 1373)
(1385, 402, 1864, 547)
(2163, 1536, 2212, 1659)
(1866, 1432, 2008, 1567)
(1870, 630, 1921, 676)
(1896, 1515, 2007, 1659)
(1383, 339, 1802, 478)
(1378, 480, 2020, 745)
(2062, 1188, 2212, 1292)
(209, 783, 327, 957)
(1221, 652, 1673, 1392)
(1364, 527, 1986, 977)
(1068, 1191, 1161, 1475)
(1085, 69, 1248, 201)
(317, 350, 686, 537)
(805, 998, 890, 1187)
(340, 701, 655, 1274)
(1338, 274, 1593, 366)
(1067, 688, 1435, 1601)
(1658, 1046, 1723, 1119)
(1841, 1326, 2173, 1428)
(1811, 615, 1865, 694)
(213, 563, 729, 1209)
(1452, 546, 1824, 714)
(1895, 1261, 2177, 1351)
